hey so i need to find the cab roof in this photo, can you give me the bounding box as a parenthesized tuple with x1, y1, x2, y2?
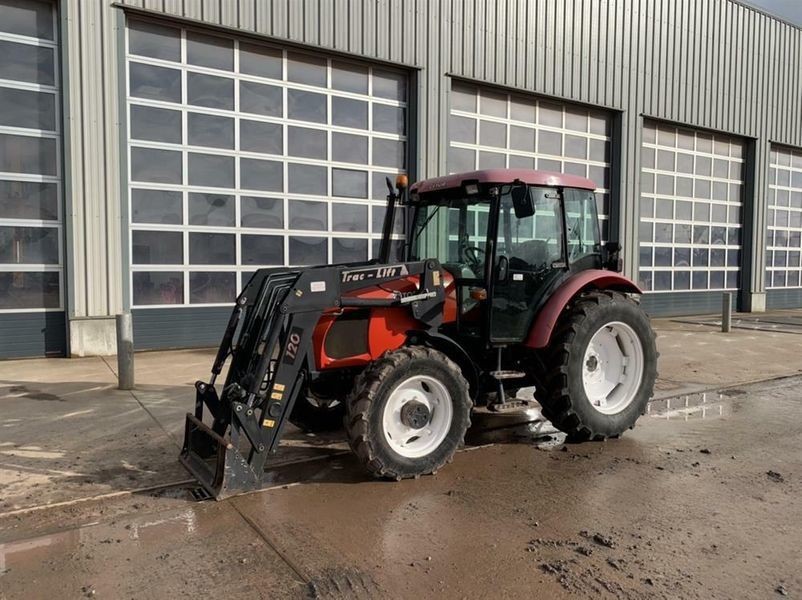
(409, 168, 596, 195)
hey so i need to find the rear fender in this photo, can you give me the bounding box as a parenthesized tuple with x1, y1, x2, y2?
(524, 270, 642, 349)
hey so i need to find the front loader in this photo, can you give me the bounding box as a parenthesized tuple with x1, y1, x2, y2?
(181, 169, 657, 499)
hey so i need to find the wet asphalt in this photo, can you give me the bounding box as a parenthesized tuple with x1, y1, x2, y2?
(1, 377, 800, 599)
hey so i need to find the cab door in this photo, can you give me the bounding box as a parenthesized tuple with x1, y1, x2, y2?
(489, 187, 566, 343)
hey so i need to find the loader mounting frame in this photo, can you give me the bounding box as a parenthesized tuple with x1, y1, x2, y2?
(180, 260, 445, 499)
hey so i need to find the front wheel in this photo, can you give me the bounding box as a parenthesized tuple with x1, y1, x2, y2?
(345, 346, 472, 480)
(539, 290, 657, 441)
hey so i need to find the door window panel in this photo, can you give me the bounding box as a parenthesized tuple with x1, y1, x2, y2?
(131, 189, 182, 225)
(0, 271, 59, 309)
(189, 232, 235, 265)
(0, 226, 59, 264)
(129, 20, 180, 61)
(0, 88, 56, 130)
(240, 196, 283, 229)
(187, 113, 234, 149)
(0, 181, 57, 221)
(187, 31, 233, 71)
(133, 271, 184, 305)
(188, 193, 235, 227)
(131, 105, 182, 144)
(0, 40, 54, 85)
(132, 230, 183, 264)
(241, 234, 283, 265)
(189, 271, 235, 304)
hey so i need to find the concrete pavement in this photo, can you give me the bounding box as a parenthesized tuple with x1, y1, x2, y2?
(1, 311, 802, 598)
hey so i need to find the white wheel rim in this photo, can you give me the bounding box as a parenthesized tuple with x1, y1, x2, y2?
(382, 375, 453, 458)
(582, 321, 644, 415)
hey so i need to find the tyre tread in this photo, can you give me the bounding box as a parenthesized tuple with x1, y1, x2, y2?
(540, 290, 657, 441)
(345, 346, 472, 479)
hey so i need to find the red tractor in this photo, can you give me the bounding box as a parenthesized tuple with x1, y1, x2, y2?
(181, 169, 657, 498)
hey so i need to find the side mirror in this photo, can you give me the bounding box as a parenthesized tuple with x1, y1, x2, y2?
(604, 241, 623, 272)
(511, 182, 535, 218)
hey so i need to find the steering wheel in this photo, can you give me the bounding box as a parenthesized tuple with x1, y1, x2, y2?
(462, 246, 485, 269)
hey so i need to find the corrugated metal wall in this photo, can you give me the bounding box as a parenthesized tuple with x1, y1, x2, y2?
(62, 1, 123, 319)
(65, 0, 802, 325)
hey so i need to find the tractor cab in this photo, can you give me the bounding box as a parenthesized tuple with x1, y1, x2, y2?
(406, 169, 607, 345)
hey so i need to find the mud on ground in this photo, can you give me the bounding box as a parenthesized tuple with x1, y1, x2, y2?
(1, 377, 801, 599)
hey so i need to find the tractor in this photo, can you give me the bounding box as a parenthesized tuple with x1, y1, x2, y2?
(181, 168, 657, 499)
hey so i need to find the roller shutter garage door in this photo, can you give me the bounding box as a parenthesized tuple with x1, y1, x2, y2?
(765, 145, 802, 309)
(0, 0, 65, 358)
(447, 80, 613, 241)
(638, 121, 745, 316)
(125, 18, 409, 350)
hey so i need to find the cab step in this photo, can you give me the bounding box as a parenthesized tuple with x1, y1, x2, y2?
(488, 398, 539, 413)
(490, 370, 526, 380)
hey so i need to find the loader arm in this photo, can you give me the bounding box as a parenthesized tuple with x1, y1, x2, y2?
(181, 260, 445, 499)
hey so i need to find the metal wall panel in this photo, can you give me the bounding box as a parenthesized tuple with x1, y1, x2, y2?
(60, 0, 802, 341)
(0, 312, 66, 359)
(640, 290, 734, 317)
(132, 306, 230, 349)
(766, 289, 802, 310)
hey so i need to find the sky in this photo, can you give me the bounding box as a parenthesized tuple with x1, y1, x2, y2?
(739, 0, 802, 26)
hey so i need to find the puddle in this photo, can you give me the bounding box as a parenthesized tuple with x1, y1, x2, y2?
(0, 508, 200, 576)
(647, 390, 732, 421)
(0, 500, 306, 598)
(466, 407, 559, 446)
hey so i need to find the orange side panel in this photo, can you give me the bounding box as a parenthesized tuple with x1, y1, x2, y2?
(367, 308, 420, 359)
(314, 268, 458, 370)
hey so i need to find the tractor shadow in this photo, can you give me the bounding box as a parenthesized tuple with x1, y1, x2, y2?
(0, 374, 558, 510)
(228, 408, 563, 490)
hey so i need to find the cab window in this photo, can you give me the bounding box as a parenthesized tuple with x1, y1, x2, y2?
(564, 188, 601, 264)
(498, 186, 564, 271)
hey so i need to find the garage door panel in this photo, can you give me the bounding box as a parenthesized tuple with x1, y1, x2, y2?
(638, 121, 744, 294)
(0, 0, 65, 358)
(766, 146, 802, 293)
(447, 80, 612, 240)
(125, 18, 409, 313)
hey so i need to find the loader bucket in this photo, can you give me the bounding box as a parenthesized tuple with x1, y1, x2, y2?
(180, 413, 262, 500)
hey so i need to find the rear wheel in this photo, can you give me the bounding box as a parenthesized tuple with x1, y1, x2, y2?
(539, 290, 657, 441)
(345, 346, 472, 479)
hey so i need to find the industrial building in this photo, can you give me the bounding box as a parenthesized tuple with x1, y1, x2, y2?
(1, 0, 801, 358)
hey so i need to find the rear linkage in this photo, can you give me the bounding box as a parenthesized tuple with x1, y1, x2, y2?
(180, 260, 445, 499)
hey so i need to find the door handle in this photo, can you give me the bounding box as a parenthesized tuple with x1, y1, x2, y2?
(497, 255, 509, 282)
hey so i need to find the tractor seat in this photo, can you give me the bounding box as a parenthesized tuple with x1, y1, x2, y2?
(511, 239, 552, 269)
